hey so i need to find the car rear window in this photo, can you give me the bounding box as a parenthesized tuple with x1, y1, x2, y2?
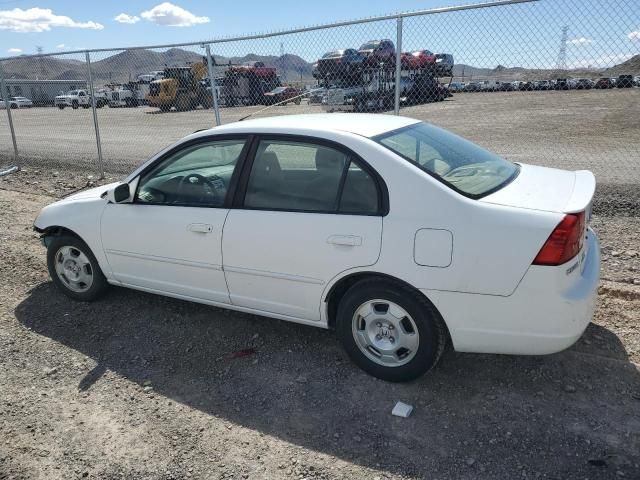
(374, 122, 519, 198)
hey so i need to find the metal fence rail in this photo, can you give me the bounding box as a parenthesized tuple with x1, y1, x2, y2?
(1, 0, 638, 182)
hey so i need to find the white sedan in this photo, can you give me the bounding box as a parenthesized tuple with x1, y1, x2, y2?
(34, 114, 600, 382)
(0, 96, 33, 109)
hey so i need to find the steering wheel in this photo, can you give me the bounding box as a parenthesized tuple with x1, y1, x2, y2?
(176, 173, 220, 205)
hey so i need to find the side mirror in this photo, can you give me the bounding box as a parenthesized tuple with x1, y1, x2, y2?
(106, 183, 131, 203)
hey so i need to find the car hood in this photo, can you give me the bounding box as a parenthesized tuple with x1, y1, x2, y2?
(480, 163, 595, 214)
(63, 182, 120, 202)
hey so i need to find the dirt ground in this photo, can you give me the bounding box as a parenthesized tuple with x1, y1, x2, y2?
(0, 183, 639, 479)
(1, 88, 639, 182)
(1, 86, 639, 479)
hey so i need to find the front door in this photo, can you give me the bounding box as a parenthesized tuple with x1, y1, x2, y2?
(222, 137, 384, 321)
(101, 137, 248, 304)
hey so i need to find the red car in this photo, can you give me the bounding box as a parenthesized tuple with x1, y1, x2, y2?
(401, 50, 436, 70)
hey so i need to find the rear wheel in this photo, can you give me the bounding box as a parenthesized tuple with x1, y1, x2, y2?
(336, 279, 447, 382)
(57, 105, 65, 110)
(71, 100, 79, 109)
(46, 235, 109, 302)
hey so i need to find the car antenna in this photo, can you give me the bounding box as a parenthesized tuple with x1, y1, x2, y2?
(238, 87, 325, 122)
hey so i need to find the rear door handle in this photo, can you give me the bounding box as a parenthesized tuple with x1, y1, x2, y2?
(327, 235, 362, 246)
(187, 223, 214, 233)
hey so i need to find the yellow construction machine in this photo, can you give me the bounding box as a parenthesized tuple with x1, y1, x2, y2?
(146, 61, 212, 112)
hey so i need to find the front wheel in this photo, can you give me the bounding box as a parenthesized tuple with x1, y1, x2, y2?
(336, 279, 447, 382)
(46, 235, 109, 302)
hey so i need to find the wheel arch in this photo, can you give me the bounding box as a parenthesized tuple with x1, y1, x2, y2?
(324, 271, 450, 337)
(35, 225, 87, 246)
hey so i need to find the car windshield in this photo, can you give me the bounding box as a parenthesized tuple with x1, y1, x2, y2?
(67, 90, 78, 95)
(323, 50, 344, 58)
(271, 87, 287, 93)
(360, 41, 379, 50)
(375, 122, 519, 197)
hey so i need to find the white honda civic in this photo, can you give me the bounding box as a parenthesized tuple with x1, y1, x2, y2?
(34, 114, 600, 381)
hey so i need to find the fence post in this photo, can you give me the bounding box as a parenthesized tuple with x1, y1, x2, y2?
(85, 51, 105, 179)
(394, 17, 403, 115)
(205, 44, 221, 126)
(0, 60, 19, 163)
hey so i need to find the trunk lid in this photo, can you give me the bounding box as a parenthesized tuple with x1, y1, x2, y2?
(480, 163, 595, 214)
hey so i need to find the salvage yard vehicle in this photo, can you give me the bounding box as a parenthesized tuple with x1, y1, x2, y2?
(433, 54, 454, 76)
(146, 64, 213, 112)
(358, 39, 396, 65)
(34, 114, 600, 382)
(0, 96, 33, 109)
(314, 49, 364, 79)
(594, 77, 615, 89)
(616, 75, 634, 88)
(55, 89, 92, 109)
(575, 78, 595, 89)
(400, 50, 437, 70)
(262, 86, 303, 105)
(108, 87, 143, 107)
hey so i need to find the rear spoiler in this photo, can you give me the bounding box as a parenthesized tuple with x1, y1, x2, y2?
(564, 170, 595, 213)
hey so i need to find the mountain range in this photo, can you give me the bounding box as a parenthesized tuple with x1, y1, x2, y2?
(2, 48, 638, 85)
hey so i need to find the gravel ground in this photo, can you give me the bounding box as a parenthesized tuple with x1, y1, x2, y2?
(1, 183, 639, 480)
(1, 86, 638, 479)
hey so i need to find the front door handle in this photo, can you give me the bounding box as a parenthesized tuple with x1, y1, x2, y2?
(327, 235, 362, 246)
(187, 223, 213, 233)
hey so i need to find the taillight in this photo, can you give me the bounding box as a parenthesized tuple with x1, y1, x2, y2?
(533, 212, 585, 266)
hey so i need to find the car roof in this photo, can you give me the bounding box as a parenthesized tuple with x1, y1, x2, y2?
(196, 113, 420, 139)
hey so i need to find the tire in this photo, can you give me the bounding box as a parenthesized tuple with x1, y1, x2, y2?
(82, 104, 90, 109)
(336, 278, 447, 382)
(175, 94, 190, 112)
(46, 235, 109, 302)
(10, 103, 17, 109)
(58, 105, 65, 110)
(72, 101, 79, 109)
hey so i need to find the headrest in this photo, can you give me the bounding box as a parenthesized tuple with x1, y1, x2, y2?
(315, 147, 345, 174)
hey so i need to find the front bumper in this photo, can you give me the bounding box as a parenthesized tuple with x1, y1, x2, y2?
(424, 228, 601, 355)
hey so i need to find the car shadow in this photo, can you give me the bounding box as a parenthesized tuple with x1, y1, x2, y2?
(15, 282, 640, 477)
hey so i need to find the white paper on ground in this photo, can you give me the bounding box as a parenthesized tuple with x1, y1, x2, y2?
(392, 401, 413, 418)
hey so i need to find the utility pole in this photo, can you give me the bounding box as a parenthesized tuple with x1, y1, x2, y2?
(556, 25, 568, 71)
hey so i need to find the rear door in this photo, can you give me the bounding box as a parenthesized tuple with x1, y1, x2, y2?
(222, 136, 385, 321)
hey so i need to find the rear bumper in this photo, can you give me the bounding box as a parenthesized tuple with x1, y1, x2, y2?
(424, 228, 601, 355)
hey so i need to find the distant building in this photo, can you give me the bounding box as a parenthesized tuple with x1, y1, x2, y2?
(2, 79, 86, 105)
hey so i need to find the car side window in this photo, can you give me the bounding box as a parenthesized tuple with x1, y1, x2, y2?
(339, 162, 379, 214)
(136, 139, 246, 207)
(243, 139, 380, 215)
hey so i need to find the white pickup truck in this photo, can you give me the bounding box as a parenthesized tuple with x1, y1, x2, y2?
(55, 90, 107, 109)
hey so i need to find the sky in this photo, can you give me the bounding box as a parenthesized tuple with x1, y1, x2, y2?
(0, 0, 638, 69)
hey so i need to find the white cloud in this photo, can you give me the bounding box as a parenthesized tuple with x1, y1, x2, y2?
(141, 2, 209, 27)
(114, 13, 140, 24)
(567, 37, 593, 46)
(628, 30, 640, 41)
(7, 47, 22, 53)
(0, 7, 103, 33)
(56, 43, 65, 49)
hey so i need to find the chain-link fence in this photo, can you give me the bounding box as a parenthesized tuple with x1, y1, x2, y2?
(1, 0, 638, 182)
